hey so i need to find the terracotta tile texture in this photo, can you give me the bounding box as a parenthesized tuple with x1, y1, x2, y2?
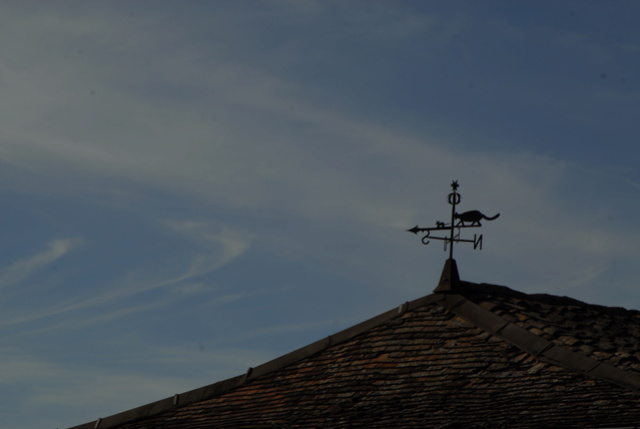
(69, 280, 640, 429)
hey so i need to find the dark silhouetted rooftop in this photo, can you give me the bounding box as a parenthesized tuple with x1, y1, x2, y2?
(68, 263, 640, 429)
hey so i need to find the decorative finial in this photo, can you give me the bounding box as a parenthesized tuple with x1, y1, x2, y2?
(406, 181, 499, 260)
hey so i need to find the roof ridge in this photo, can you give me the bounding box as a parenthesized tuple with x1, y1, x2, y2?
(68, 294, 446, 429)
(441, 292, 640, 392)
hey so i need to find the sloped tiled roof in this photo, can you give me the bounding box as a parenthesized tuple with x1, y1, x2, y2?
(69, 260, 640, 429)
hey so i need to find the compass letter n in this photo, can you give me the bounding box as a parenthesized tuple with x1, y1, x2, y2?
(473, 234, 483, 250)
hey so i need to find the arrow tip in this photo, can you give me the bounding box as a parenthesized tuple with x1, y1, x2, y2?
(407, 225, 420, 234)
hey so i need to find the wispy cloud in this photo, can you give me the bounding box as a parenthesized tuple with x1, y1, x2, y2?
(164, 220, 252, 274)
(0, 238, 83, 289)
(1, 220, 251, 327)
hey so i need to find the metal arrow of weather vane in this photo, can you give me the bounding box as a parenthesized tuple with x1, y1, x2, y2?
(407, 180, 500, 259)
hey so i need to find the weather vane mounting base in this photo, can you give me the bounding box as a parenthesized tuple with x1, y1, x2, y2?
(434, 258, 460, 293)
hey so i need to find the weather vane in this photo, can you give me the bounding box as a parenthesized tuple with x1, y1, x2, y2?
(407, 180, 499, 260)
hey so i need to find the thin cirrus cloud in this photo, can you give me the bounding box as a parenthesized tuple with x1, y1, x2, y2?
(2, 220, 252, 327)
(0, 238, 83, 289)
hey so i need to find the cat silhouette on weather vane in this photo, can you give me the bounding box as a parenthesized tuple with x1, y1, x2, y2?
(453, 210, 500, 226)
(406, 180, 499, 257)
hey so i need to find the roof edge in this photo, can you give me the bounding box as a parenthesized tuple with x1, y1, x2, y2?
(67, 293, 446, 429)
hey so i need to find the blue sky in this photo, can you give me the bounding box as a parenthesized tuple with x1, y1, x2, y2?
(1, 1, 640, 427)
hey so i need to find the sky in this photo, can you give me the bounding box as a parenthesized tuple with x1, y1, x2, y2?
(1, 1, 640, 428)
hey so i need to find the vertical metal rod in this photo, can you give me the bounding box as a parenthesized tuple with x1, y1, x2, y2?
(449, 190, 456, 260)
(447, 180, 460, 260)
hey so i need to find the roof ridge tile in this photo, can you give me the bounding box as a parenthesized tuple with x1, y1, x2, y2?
(443, 291, 640, 392)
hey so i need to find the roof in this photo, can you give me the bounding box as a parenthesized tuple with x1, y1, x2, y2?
(68, 260, 640, 429)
